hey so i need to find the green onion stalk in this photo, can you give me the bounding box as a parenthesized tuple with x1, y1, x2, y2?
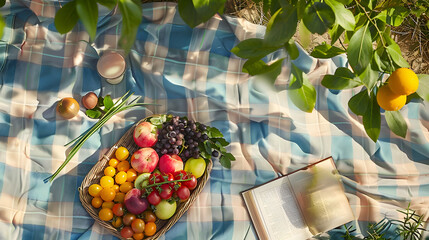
(44, 91, 154, 183)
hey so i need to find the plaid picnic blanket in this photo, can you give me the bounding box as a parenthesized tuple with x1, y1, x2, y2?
(0, 1, 428, 239)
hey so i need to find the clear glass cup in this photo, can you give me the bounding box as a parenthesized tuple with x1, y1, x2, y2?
(97, 51, 126, 84)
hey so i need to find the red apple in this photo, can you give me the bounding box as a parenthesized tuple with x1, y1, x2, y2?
(133, 121, 158, 147)
(159, 154, 183, 174)
(124, 188, 149, 215)
(131, 148, 159, 173)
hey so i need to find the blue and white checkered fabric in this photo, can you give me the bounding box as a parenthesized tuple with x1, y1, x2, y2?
(0, 1, 428, 239)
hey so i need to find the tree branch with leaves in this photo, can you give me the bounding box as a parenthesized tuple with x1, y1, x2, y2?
(50, 0, 429, 142)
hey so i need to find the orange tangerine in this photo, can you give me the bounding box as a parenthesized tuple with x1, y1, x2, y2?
(377, 85, 407, 111)
(388, 68, 419, 96)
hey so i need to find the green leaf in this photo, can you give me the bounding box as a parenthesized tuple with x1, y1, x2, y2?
(385, 111, 407, 138)
(0, 0, 5, 7)
(206, 126, 223, 138)
(406, 92, 421, 103)
(363, 92, 381, 142)
(348, 89, 371, 116)
(416, 74, 429, 101)
(54, 1, 79, 34)
(368, 19, 386, 41)
(214, 141, 226, 152)
(325, 0, 355, 31)
(231, 38, 280, 59)
(359, 65, 378, 90)
(288, 63, 316, 112)
(0, 15, 4, 38)
(297, 0, 308, 20)
(204, 141, 213, 154)
(354, 12, 367, 30)
(76, 0, 98, 40)
(269, 0, 281, 14)
(329, 24, 344, 45)
(376, 7, 410, 27)
(255, 0, 281, 15)
(177, 0, 226, 28)
(199, 146, 211, 160)
(372, 50, 383, 72)
(178, 0, 197, 21)
(264, 6, 298, 46)
(118, 0, 142, 53)
(361, 0, 375, 10)
(97, 96, 105, 107)
(386, 42, 410, 68)
(97, 0, 118, 9)
(103, 95, 114, 110)
(374, 0, 403, 10)
(347, 24, 372, 74)
(376, 47, 395, 73)
(298, 21, 311, 49)
(260, 59, 284, 85)
(86, 109, 103, 119)
(336, 0, 353, 4)
(243, 59, 266, 75)
(310, 43, 345, 58)
(381, 25, 394, 45)
(284, 39, 299, 60)
(222, 152, 236, 161)
(303, 2, 335, 35)
(212, 138, 229, 146)
(220, 155, 231, 168)
(243, 58, 284, 85)
(322, 67, 362, 90)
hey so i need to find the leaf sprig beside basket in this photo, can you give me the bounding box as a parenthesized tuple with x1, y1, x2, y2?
(44, 91, 153, 183)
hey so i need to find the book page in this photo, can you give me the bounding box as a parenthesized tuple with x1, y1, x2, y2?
(288, 159, 354, 235)
(250, 176, 313, 240)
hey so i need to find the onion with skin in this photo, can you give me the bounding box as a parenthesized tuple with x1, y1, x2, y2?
(57, 97, 80, 119)
(82, 92, 98, 110)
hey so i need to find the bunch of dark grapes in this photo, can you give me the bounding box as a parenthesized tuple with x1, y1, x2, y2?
(153, 116, 209, 160)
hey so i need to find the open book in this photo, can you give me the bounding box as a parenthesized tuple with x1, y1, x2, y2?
(242, 157, 354, 240)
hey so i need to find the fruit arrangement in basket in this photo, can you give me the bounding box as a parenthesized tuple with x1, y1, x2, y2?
(81, 114, 235, 239)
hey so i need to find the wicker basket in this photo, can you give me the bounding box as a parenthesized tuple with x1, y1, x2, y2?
(78, 116, 213, 239)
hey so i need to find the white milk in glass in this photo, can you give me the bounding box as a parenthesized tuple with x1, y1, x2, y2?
(97, 51, 126, 84)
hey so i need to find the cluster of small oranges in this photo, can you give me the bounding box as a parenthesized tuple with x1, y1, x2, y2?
(88, 146, 157, 239)
(377, 68, 419, 111)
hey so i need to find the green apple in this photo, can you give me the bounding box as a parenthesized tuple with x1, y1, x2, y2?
(154, 200, 177, 220)
(134, 172, 151, 189)
(184, 157, 206, 178)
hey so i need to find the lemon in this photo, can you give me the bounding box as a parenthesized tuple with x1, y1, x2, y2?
(184, 157, 206, 178)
